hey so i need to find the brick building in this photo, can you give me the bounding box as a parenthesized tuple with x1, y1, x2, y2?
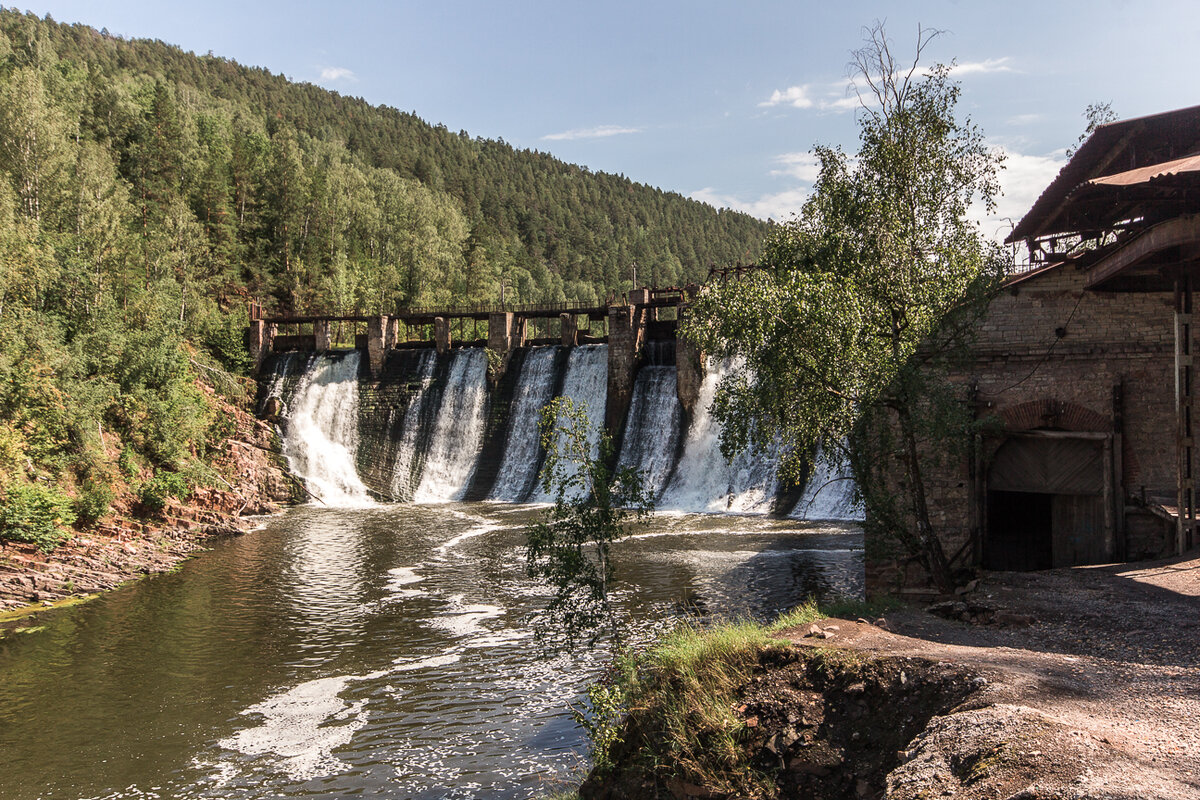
(869, 105, 1200, 593)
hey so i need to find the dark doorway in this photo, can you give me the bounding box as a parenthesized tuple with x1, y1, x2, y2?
(986, 490, 1053, 570)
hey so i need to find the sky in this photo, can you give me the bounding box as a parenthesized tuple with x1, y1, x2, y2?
(13, 0, 1200, 239)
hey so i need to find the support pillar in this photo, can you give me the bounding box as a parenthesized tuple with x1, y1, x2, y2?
(676, 329, 705, 415)
(314, 319, 332, 352)
(367, 315, 389, 377)
(1175, 275, 1197, 554)
(386, 317, 400, 351)
(487, 312, 514, 383)
(606, 303, 646, 433)
(560, 313, 578, 347)
(433, 316, 451, 356)
(248, 319, 276, 375)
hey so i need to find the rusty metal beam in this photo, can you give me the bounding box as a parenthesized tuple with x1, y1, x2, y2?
(1085, 213, 1200, 289)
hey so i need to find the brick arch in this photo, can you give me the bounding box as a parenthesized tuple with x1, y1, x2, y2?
(994, 398, 1109, 433)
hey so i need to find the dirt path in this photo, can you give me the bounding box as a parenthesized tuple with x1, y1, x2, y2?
(786, 555, 1200, 798)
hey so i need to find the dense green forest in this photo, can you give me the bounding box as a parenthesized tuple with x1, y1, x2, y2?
(0, 8, 767, 546)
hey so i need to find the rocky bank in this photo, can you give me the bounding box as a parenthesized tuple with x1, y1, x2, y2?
(582, 555, 1200, 800)
(0, 380, 298, 617)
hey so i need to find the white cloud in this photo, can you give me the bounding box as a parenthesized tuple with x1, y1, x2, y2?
(690, 186, 810, 222)
(769, 152, 822, 182)
(319, 66, 356, 82)
(763, 57, 1014, 114)
(759, 85, 815, 109)
(950, 57, 1014, 76)
(1006, 113, 1043, 127)
(759, 81, 856, 113)
(972, 146, 1068, 241)
(541, 125, 641, 141)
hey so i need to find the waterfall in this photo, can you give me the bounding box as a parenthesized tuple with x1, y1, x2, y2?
(489, 347, 561, 502)
(658, 360, 780, 513)
(790, 447, 864, 521)
(264, 340, 859, 518)
(413, 348, 490, 503)
(616, 366, 683, 499)
(388, 350, 439, 501)
(530, 344, 607, 502)
(281, 352, 373, 507)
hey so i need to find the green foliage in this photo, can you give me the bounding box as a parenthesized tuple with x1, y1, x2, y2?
(603, 620, 789, 796)
(74, 480, 113, 526)
(137, 470, 188, 514)
(118, 445, 141, 480)
(525, 397, 654, 648)
(682, 24, 1007, 591)
(0, 483, 76, 551)
(1066, 101, 1119, 158)
(0, 8, 765, 509)
(484, 347, 504, 383)
(573, 654, 637, 775)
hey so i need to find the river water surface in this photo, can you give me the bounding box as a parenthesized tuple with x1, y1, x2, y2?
(0, 504, 861, 799)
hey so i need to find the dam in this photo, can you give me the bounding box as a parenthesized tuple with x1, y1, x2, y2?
(249, 285, 861, 518)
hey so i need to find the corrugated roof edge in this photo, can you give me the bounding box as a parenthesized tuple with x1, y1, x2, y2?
(1005, 104, 1200, 244)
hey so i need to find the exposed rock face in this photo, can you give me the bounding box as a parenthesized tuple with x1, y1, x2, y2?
(580, 649, 980, 800)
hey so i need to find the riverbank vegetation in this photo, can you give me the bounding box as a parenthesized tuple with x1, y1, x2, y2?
(682, 25, 1007, 591)
(0, 9, 762, 548)
(566, 598, 927, 799)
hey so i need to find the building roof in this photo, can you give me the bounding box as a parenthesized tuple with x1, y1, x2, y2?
(1007, 105, 1200, 244)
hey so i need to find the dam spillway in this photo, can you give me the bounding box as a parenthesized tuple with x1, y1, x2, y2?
(260, 343, 861, 518)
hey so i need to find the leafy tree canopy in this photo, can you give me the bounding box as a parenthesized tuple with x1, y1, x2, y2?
(683, 23, 1007, 591)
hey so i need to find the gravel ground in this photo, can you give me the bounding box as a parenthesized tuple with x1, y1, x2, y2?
(791, 554, 1200, 799)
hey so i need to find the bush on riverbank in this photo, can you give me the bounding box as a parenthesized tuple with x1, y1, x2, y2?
(0, 484, 77, 552)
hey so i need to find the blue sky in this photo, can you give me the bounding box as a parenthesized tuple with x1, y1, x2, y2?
(14, 0, 1200, 236)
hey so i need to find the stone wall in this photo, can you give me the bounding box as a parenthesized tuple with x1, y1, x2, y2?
(867, 264, 1179, 594)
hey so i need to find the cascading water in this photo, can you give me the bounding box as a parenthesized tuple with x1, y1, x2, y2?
(616, 366, 683, 498)
(790, 446, 864, 521)
(281, 352, 373, 507)
(389, 349, 439, 501)
(658, 360, 781, 513)
(266, 341, 858, 518)
(530, 344, 607, 502)
(413, 348, 490, 503)
(489, 347, 561, 502)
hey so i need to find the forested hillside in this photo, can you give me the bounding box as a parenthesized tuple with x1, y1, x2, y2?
(0, 8, 766, 544)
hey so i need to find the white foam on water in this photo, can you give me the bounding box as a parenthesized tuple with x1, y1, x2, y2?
(434, 521, 506, 557)
(431, 595, 505, 638)
(461, 629, 530, 649)
(382, 566, 430, 600)
(386, 567, 425, 587)
(218, 675, 369, 781)
(391, 653, 463, 672)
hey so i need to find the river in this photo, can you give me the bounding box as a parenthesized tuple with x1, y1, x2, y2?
(0, 503, 861, 799)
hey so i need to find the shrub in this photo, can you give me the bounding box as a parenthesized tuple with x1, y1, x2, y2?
(118, 445, 142, 480)
(75, 481, 113, 527)
(0, 484, 77, 551)
(138, 471, 189, 514)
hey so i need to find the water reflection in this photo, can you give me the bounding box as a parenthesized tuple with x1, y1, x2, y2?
(0, 504, 861, 799)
